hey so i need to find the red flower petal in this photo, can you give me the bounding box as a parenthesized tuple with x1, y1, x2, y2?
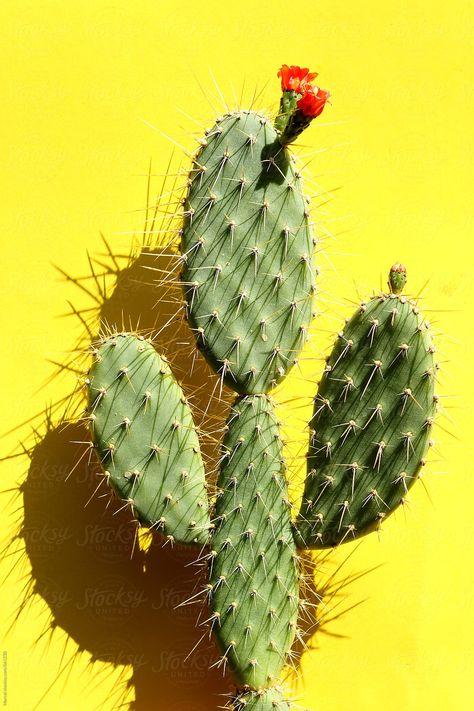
(296, 85, 330, 118)
(278, 64, 319, 93)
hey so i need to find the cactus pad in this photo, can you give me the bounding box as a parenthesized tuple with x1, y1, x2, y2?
(181, 111, 315, 394)
(209, 395, 299, 687)
(296, 291, 437, 548)
(87, 334, 210, 545)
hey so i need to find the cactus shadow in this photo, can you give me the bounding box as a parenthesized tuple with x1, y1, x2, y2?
(256, 142, 289, 189)
(19, 418, 228, 711)
(11, 243, 234, 711)
(58, 244, 232, 475)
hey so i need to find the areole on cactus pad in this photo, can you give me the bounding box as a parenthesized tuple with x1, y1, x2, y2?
(230, 687, 292, 710)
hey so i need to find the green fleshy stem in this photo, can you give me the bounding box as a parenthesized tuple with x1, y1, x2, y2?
(275, 90, 322, 145)
(274, 90, 300, 133)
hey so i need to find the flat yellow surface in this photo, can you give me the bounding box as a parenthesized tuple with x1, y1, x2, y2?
(1, 1, 472, 710)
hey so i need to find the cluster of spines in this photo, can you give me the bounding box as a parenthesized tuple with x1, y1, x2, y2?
(225, 686, 292, 710)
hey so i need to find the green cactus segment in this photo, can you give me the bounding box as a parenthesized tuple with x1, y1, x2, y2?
(229, 687, 291, 710)
(389, 262, 407, 294)
(181, 111, 315, 394)
(210, 395, 299, 687)
(296, 293, 437, 548)
(87, 334, 210, 545)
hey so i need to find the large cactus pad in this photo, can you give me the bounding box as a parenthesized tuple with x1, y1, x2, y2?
(87, 334, 210, 545)
(209, 395, 299, 687)
(296, 292, 437, 548)
(181, 111, 315, 394)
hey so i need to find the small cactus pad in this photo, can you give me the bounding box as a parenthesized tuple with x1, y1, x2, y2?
(296, 289, 437, 548)
(209, 395, 299, 687)
(181, 111, 315, 394)
(389, 262, 407, 294)
(87, 334, 210, 545)
(228, 687, 291, 710)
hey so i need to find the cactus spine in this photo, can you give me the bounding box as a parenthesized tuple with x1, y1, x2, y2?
(82, 67, 439, 711)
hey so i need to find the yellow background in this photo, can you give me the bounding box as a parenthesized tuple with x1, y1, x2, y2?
(1, 1, 473, 710)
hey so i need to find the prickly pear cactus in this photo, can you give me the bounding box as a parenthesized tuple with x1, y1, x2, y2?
(210, 395, 299, 687)
(87, 334, 210, 545)
(78, 63, 441, 711)
(296, 265, 437, 548)
(180, 63, 329, 394)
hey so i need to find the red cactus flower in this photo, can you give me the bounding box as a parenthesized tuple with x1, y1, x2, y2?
(278, 64, 318, 93)
(297, 85, 330, 118)
(276, 64, 330, 143)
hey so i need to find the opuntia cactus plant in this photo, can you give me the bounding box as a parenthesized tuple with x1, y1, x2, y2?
(82, 66, 439, 710)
